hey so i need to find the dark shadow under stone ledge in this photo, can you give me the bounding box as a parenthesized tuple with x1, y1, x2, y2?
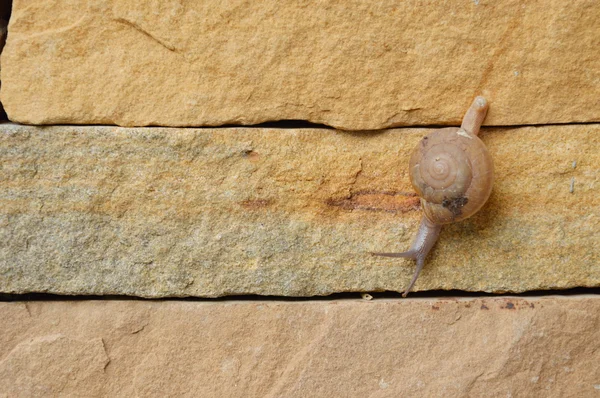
(2, 287, 600, 302)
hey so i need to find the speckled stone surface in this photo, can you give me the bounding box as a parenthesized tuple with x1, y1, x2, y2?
(1, 297, 599, 397)
(2, 0, 599, 129)
(1, 123, 598, 297)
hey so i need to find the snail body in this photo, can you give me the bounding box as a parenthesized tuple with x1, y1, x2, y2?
(373, 96, 493, 297)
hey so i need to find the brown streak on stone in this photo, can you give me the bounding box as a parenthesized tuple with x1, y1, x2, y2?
(242, 150, 260, 161)
(326, 190, 420, 213)
(240, 199, 274, 210)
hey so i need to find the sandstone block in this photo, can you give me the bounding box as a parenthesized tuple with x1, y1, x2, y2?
(1, 297, 599, 397)
(2, 1, 599, 129)
(0, 124, 598, 297)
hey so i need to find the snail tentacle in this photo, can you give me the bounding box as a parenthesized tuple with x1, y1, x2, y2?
(403, 257, 425, 298)
(460, 96, 488, 137)
(372, 216, 441, 296)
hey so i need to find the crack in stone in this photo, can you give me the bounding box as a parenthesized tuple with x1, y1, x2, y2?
(114, 18, 181, 54)
(101, 338, 111, 372)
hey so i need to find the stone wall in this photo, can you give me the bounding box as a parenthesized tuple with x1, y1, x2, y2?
(0, 1, 599, 396)
(1, 124, 598, 297)
(2, 298, 600, 397)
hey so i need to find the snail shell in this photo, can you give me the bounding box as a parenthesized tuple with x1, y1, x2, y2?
(409, 126, 494, 225)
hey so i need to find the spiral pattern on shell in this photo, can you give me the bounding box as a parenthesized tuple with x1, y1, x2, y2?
(409, 127, 494, 224)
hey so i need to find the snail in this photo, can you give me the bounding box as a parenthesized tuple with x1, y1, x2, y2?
(373, 96, 494, 297)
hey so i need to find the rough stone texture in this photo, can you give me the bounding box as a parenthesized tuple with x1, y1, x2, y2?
(1, 123, 598, 297)
(1, 297, 599, 397)
(2, 1, 600, 129)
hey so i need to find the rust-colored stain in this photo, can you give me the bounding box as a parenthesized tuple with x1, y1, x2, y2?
(326, 190, 420, 213)
(499, 300, 535, 310)
(242, 150, 260, 162)
(431, 305, 440, 310)
(240, 199, 274, 209)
